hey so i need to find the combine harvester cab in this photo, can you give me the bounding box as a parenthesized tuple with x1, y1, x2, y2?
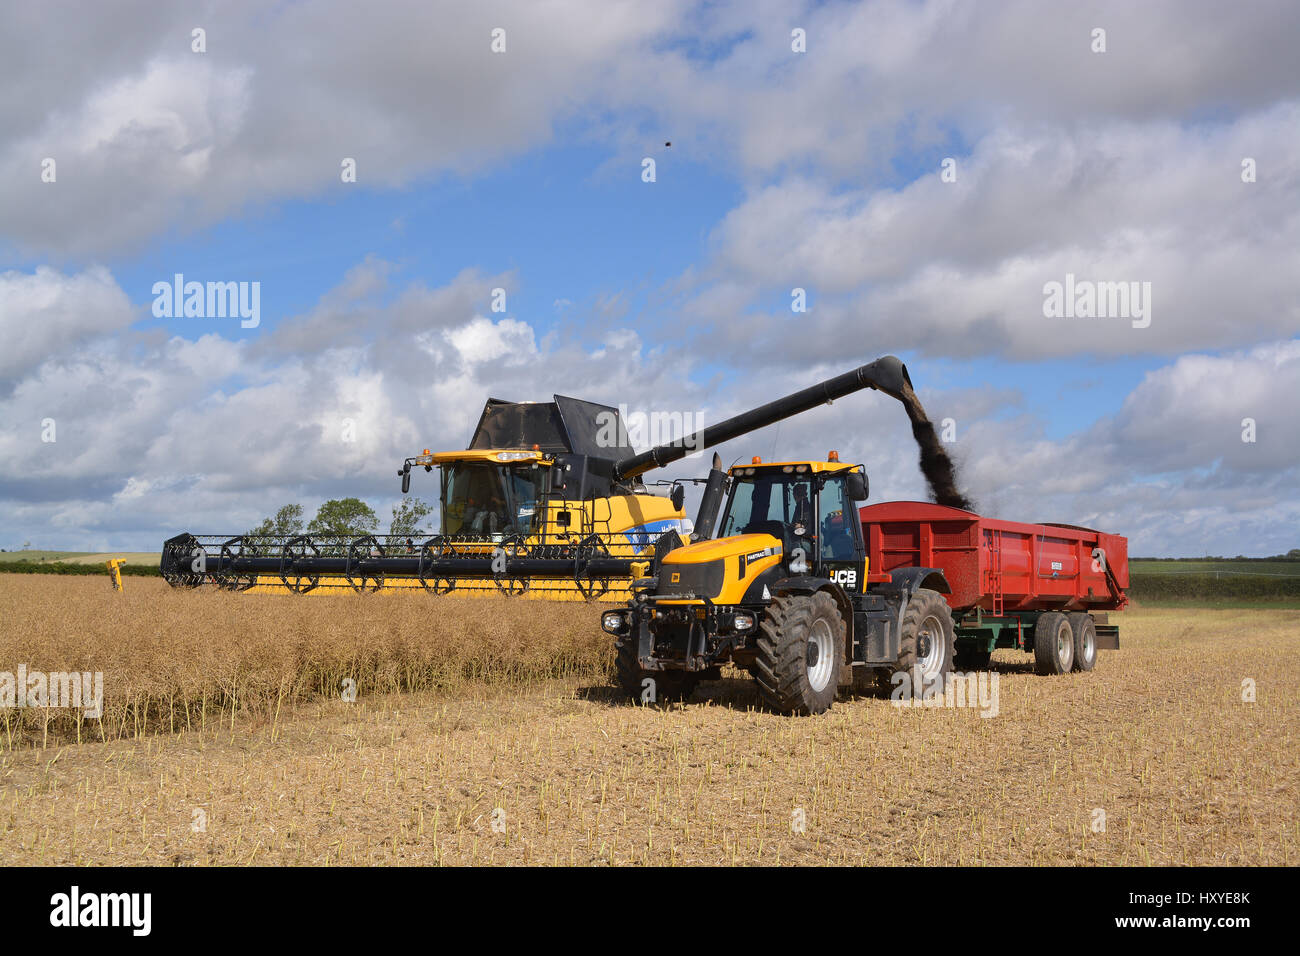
(390, 394, 694, 600)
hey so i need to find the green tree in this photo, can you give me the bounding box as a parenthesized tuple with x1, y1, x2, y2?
(307, 498, 379, 538)
(247, 504, 304, 538)
(390, 497, 434, 539)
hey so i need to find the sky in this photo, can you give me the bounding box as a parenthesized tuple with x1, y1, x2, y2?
(1, 0, 1298, 557)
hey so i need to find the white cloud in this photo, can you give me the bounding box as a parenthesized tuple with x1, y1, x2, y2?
(8, 2, 1299, 258)
(0, 266, 136, 385)
(0, 0, 688, 257)
(945, 341, 1300, 554)
(444, 317, 538, 366)
(696, 105, 1300, 359)
(0, 263, 713, 548)
(1105, 340, 1300, 475)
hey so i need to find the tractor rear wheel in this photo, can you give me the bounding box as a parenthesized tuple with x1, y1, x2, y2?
(1068, 612, 1097, 672)
(1033, 612, 1075, 675)
(752, 591, 845, 715)
(892, 588, 956, 693)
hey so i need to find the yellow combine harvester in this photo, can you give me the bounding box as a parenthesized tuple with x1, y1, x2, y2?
(161, 357, 914, 601)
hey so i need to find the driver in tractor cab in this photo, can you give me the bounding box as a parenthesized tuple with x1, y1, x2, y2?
(790, 482, 814, 537)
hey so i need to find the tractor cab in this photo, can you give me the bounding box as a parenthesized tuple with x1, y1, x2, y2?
(718, 456, 868, 587)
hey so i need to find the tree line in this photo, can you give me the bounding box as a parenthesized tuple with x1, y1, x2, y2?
(248, 498, 435, 540)
(1132, 550, 1300, 561)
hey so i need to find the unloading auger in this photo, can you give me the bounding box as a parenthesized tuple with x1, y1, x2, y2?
(161, 356, 914, 600)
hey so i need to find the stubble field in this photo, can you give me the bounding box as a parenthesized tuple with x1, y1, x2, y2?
(1, 575, 1296, 865)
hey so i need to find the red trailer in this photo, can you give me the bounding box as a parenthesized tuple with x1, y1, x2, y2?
(859, 501, 1128, 672)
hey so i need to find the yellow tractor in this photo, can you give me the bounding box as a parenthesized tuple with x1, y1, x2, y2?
(601, 452, 911, 711)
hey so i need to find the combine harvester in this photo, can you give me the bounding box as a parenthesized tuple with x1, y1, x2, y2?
(162, 357, 918, 601)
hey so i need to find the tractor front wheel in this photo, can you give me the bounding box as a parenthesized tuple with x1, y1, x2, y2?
(752, 591, 846, 715)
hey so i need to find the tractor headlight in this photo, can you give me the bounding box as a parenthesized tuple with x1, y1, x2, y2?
(733, 613, 755, 631)
(602, 611, 629, 635)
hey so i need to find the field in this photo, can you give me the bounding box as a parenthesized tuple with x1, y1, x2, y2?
(1, 575, 1296, 866)
(1130, 559, 1300, 576)
(0, 551, 158, 566)
(1126, 559, 1300, 606)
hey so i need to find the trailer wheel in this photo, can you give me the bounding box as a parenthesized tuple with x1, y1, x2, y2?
(1033, 612, 1074, 675)
(615, 639, 699, 704)
(1068, 613, 1097, 672)
(893, 588, 956, 689)
(752, 591, 845, 715)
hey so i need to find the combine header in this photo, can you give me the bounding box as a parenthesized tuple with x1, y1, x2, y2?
(162, 357, 916, 600)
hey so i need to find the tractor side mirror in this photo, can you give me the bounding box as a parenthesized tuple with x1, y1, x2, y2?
(846, 470, 868, 501)
(669, 482, 685, 512)
(400, 464, 411, 494)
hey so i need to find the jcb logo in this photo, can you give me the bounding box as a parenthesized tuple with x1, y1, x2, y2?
(830, 568, 857, 587)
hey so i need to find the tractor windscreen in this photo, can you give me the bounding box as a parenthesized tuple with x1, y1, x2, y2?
(718, 471, 858, 561)
(718, 473, 817, 540)
(440, 462, 546, 536)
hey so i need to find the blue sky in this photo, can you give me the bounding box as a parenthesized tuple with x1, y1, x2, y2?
(95, 135, 1153, 437)
(2, 1, 1298, 556)
(73, 172, 1140, 467)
